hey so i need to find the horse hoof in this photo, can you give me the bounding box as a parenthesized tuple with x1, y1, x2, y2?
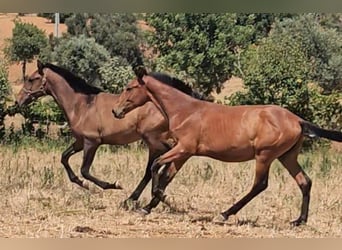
(120, 199, 139, 211)
(114, 181, 123, 190)
(82, 181, 90, 190)
(212, 214, 227, 225)
(136, 208, 150, 216)
(290, 219, 306, 227)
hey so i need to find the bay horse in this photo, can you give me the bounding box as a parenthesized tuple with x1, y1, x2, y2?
(112, 66, 342, 226)
(16, 60, 206, 206)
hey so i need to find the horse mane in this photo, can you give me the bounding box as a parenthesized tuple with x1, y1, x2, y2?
(149, 72, 207, 101)
(45, 63, 103, 94)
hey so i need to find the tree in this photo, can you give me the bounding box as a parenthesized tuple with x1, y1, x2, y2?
(271, 14, 342, 93)
(4, 20, 48, 80)
(230, 29, 341, 131)
(235, 13, 298, 43)
(145, 13, 256, 95)
(64, 13, 143, 66)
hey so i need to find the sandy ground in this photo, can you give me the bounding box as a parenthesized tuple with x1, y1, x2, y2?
(0, 146, 341, 238)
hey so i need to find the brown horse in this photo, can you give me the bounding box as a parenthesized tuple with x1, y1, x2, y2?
(112, 67, 342, 226)
(16, 61, 205, 206)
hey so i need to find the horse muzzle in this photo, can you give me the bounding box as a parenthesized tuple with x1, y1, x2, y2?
(112, 108, 126, 119)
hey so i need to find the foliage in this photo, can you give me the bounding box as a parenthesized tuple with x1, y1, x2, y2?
(235, 13, 298, 43)
(315, 13, 342, 32)
(37, 13, 73, 23)
(0, 62, 11, 139)
(230, 28, 342, 136)
(65, 13, 143, 66)
(230, 34, 312, 117)
(3, 20, 48, 80)
(51, 35, 111, 86)
(64, 13, 89, 36)
(98, 57, 134, 93)
(145, 13, 257, 95)
(271, 14, 342, 93)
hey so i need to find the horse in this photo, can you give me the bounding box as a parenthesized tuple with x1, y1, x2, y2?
(112, 66, 342, 226)
(15, 60, 206, 207)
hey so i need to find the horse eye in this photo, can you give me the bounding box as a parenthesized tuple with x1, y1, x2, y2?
(126, 87, 132, 91)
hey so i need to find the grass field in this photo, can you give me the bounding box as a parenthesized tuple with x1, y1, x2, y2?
(0, 143, 341, 238)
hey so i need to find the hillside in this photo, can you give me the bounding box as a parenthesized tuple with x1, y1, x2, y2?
(0, 13, 67, 96)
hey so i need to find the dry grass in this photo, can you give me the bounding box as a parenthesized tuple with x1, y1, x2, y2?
(0, 144, 341, 238)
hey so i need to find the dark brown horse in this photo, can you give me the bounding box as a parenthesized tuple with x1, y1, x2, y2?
(16, 61, 205, 206)
(112, 67, 342, 225)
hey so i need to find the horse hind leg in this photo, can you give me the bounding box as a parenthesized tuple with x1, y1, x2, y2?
(278, 138, 312, 226)
(61, 140, 85, 188)
(214, 159, 271, 224)
(140, 157, 189, 215)
(80, 139, 122, 190)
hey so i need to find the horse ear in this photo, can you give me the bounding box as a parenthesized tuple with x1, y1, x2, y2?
(37, 60, 44, 75)
(134, 66, 148, 80)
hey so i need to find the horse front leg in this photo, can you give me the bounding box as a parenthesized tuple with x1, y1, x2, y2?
(80, 139, 122, 190)
(121, 150, 163, 210)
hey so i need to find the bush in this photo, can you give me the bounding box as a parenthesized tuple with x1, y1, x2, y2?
(231, 34, 312, 116)
(230, 25, 341, 140)
(98, 57, 134, 93)
(65, 13, 143, 66)
(51, 35, 111, 87)
(0, 61, 11, 139)
(271, 14, 342, 93)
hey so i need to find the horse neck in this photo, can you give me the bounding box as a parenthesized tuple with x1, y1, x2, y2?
(46, 73, 86, 124)
(145, 76, 197, 124)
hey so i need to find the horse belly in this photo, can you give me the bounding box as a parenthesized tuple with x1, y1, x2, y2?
(197, 144, 255, 162)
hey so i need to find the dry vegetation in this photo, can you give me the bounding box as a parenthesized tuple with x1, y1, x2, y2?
(0, 144, 341, 238)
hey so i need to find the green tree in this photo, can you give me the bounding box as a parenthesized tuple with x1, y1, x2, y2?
(230, 30, 341, 131)
(145, 13, 256, 95)
(271, 14, 342, 93)
(236, 13, 297, 43)
(4, 20, 48, 80)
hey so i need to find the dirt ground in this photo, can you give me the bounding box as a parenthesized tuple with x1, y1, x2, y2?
(0, 146, 342, 238)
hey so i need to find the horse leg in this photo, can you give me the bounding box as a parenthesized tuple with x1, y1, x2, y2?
(80, 139, 122, 190)
(61, 140, 86, 188)
(278, 139, 312, 226)
(216, 159, 271, 223)
(121, 150, 166, 209)
(139, 146, 190, 214)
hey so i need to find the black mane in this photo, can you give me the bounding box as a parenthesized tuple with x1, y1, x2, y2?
(149, 72, 206, 100)
(45, 63, 103, 95)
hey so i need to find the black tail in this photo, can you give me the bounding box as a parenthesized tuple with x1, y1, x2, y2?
(300, 121, 342, 142)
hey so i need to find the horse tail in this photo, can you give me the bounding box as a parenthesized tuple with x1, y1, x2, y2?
(300, 120, 342, 142)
